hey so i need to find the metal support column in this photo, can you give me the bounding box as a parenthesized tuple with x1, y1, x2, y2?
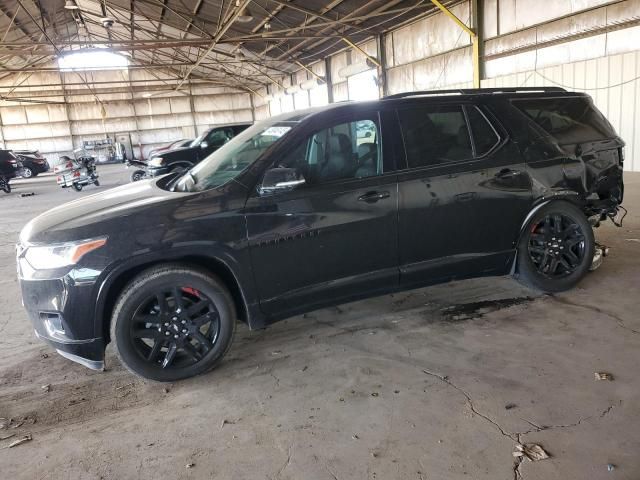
(188, 81, 198, 137)
(377, 34, 388, 98)
(325, 57, 334, 104)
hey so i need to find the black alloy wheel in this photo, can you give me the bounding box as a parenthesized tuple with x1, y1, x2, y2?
(111, 265, 236, 381)
(527, 214, 586, 278)
(130, 287, 220, 369)
(516, 201, 594, 293)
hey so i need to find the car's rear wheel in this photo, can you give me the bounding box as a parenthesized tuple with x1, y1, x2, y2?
(72, 183, 83, 192)
(110, 265, 236, 382)
(515, 201, 594, 292)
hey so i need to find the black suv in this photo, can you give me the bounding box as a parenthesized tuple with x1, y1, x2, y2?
(17, 88, 624, 381)
(15, 150, 50, 178)
(145, 123, 251, 176)
(0, 149, 21, 192)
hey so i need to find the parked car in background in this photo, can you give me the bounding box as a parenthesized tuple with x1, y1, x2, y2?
(15, 150, 50, 178)
(146, 124, 251, 177)
(17, 88, 625, 381)
(147, 139, 193, 160)
(0, 149, 21, 193)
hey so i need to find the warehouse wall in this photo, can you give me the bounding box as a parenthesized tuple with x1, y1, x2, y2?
(255, 0, 640, 171)
(0, 68, 253, 164)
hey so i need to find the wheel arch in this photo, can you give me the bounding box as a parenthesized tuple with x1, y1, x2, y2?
(96, 254, 251, 344)
(511, 193, 585, 274)
(166, 160, 193, 171)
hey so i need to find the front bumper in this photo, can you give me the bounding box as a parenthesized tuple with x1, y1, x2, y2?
(18, 258, 106, 370)
(33, 330, 105, 370)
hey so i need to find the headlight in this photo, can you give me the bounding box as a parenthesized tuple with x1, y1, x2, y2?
(148, 157, 164, 167)
(24, 237, 107, 270)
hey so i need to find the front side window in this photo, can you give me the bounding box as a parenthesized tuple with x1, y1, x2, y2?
(277, 118, 382, 185)
(398, 105, 473, 168)
(206, 128, 233, 148)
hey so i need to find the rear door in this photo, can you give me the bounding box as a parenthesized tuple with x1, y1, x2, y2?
(396, 101, 533, 286)
(245, 110, 400, 317)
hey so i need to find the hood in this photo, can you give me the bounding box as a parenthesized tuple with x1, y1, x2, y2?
(153, 145, 198, 162)
(20, 179, 187, 244)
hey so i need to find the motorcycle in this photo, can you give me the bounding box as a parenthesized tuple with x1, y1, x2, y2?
(125, 158, 148, 182)
(0, 176, 10, 194)
(54, 149, 100, 192)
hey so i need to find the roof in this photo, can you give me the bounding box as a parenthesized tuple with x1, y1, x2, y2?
(265, 86, 591, 123)
(0, 0, 445, 96)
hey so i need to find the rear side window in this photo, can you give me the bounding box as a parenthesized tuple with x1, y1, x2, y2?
(467, 107, 500, 156)
(513, 97, 616, 143)
(398, 105, 473, 168)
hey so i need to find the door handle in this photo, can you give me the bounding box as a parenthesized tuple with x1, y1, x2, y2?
(358, 191, 390, 203)
(455, 192, 476, 202)
(495, 168, 521, 179)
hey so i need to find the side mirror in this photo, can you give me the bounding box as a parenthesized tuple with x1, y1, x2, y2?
(259, 167, 305, 195)
(200, 141, 209, 149)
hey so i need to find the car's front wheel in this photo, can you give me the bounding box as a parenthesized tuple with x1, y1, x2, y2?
(515, 201, 594, 292)
(110, 265, 236, 381)
(22, 167, 33, 178)
(130, 170, 145, 182)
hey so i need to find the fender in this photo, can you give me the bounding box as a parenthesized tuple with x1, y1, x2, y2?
(92, 243, 260, 341)
(167, 160, 194, 171)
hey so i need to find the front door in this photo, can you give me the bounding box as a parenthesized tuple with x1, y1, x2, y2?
(395, 102, 533, 286)
(245, 112, 399, 317)
(199, 127, 234, 160)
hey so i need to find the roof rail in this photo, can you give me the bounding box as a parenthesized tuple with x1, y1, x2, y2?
(384, 87, 566, 100)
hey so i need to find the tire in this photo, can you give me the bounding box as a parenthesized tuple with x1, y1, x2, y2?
(72, 183, 83, 192)
(515, 201, 594, 293)
(94, 179, 100, 187)
(130, 170, 145, 182)
(1, 179, 10, 194)
(110, 264, 236, 382)
(22, 167, 33, 178)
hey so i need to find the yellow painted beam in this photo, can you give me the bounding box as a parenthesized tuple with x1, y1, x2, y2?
(430, 0, 475, 37)
(295, 61, 326, 84)
(430, 0, 480, 88)
(472, 35, 480, 88)
(341, 37, 382, 68)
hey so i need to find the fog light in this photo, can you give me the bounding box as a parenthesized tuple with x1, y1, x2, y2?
(41, 312, 65, 337)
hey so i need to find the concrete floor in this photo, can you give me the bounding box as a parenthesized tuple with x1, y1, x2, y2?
(1, 165, 639, 480)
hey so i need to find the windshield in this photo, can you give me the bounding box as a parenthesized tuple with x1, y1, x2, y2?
(174, 120, 296, 192)
(189, 132, 207, 148)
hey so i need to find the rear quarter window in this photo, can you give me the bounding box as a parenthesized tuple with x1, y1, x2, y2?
(513, 97, 616, 144)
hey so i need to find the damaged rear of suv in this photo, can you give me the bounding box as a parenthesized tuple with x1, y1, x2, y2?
(502, 91, 624, 288)
(511, 94, 624, 220)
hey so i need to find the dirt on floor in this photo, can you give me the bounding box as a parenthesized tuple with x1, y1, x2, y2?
(1, 165, 639, 480)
